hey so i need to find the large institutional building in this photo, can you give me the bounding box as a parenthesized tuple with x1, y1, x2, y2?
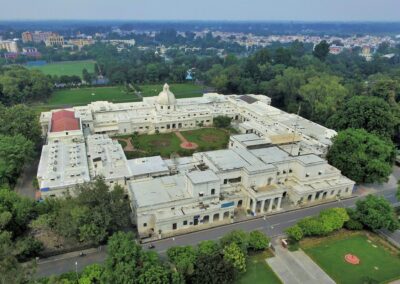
(37, 84, 354, 238)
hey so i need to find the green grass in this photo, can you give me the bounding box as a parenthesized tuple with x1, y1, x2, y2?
(28, 60, 96, 78)
(237, 251, 282, 284)
(303, 234, 400, 284)
(131, 132, 183, 158)
(118, 128, 230, 159)
(46, 86, 139, 107)
(138, 83, 204, 98)
(32, 83, 204, 112)
(181, 128, 230, 151)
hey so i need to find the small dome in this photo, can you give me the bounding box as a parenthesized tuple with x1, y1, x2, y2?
(157, 83, 176, 105)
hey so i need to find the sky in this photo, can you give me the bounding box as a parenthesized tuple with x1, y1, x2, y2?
(1, 0, 400, 22)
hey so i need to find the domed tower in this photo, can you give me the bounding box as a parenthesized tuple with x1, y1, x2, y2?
(156, 83, 176, 111)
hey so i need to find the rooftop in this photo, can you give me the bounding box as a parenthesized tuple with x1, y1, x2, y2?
(50, 110, 80, 133)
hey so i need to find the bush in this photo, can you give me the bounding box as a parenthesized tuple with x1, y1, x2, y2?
(344, 219, 364, 230)
(248, 230, 270, 251)
(285, 225, 304, 241)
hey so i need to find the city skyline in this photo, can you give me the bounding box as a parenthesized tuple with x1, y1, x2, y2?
(1, 0, 400, 22)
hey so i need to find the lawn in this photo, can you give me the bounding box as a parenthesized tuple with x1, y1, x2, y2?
(182, 128, 230, 151)
(28, 60, 96, 78)
(131, 132, 183, 158)
(117, 128, 231, 159)
(33, 83, 204, 112)
(138, 83, 204, 98)
(237, 251, 281, 284)
(46, 86, 139, 107)
(302, 233, 400, 284)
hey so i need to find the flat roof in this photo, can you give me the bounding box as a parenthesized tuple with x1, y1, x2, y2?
(186, 170, 219, 184)
(127, 156, 169, 177)
(129, 175, 191, 207)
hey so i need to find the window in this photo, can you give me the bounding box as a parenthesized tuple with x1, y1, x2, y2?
(143, 223, 147, 227)
(183, 220, 188, 225)
(211, 188, 215, 195)
(289, 169, 292, 173)
(199, 192, 204, 197)
(305, 173, 310, 177)
(172, 223, 177, 230)
(223, 179, 228, 184)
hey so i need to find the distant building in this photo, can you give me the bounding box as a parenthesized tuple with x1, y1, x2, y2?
(329, 45, 343, 55)
(68, 38, 95, 49)
(45, 35, 65, 47)
(0, 40, 18, 52)
(22, 31, 33, 43)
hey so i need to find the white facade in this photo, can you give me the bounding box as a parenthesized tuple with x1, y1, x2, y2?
(37, 84, 354, 237)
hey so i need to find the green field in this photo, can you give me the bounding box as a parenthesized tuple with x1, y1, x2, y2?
(117, 128, 231, 159)
(32, 83, 204, 112)
(138, 83, 204, 98)
(237, 252, 282, 284)
(28, 60, 96, 78)
(182, 128, 230, 151)
(302, 233, 400, 284)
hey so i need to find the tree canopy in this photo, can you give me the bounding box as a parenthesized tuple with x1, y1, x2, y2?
(327, 129, 395, 183)
(327, 96, 397, 138)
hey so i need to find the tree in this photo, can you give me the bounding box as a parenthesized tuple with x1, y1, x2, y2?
(285, 225, 304, 241)
(299, 75, 347, 123)
(79, 264, 104, 284)
(319, 208, 349, 231)
(103, 231, 142, 284)
(327, 96, 396, 138)
(82, 68, 93, 84)
(138, 265, 170, 284)
(167, 246, 196, 277)
(248, 230, 270, 251)
(327, 129, 395, 183)
(313, 40, 330, 61)
(213, 116, 232, 128)
(220, 230, 249, 253)
(0, 134, 34, 186)
(42, 178, 131, 244)
(192, 252, 236, 284)
(369, 76, 400, 105)
(0, 104, 42, 147)
(222, 242, 246, 272)
(353, 195, 399, 231)
(196, 240, 220, 256)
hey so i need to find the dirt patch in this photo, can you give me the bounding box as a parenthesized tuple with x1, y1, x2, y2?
(180, 141, 198, 150)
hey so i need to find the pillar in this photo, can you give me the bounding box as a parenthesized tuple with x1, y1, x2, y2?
(268, 198, 273, 212)
(261, 200, 266, 213)
(277, 197, 282, 210)
(251, 199, 256, 214)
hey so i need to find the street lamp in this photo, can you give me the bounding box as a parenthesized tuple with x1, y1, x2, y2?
(75, 261, 79, 281)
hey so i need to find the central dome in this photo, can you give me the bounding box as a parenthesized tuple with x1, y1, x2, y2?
(157, 83, 176, 105)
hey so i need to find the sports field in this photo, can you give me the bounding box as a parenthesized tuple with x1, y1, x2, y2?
(302, 232, 400, 284)
(28, 60, 96, 78)
(237, 251, 281, 284)
(32, 83, 204, 112)
(138, 83, 204, 98)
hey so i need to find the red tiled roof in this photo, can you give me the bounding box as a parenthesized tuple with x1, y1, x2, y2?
(50, 110, 80, 132)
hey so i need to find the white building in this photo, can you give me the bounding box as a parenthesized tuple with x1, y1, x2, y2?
(0, 40, 18, 53)
(37, 84, 355, 237)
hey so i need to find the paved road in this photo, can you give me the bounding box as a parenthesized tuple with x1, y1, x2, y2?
(35, 184, 398, 278)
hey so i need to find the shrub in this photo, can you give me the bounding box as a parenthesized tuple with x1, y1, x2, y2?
(285, 225, 304, 242)
(344, 219, 364, 230)
(248, 230, 270, 251)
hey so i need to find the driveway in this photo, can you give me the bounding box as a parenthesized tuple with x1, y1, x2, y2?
(15, 158, 39, 199)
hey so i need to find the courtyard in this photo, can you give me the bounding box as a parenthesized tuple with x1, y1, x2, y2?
(301, 231, 400, 284)
(116, 127, 231, 159)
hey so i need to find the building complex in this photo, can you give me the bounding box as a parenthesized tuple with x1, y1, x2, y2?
(37, 84, 354, 238)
